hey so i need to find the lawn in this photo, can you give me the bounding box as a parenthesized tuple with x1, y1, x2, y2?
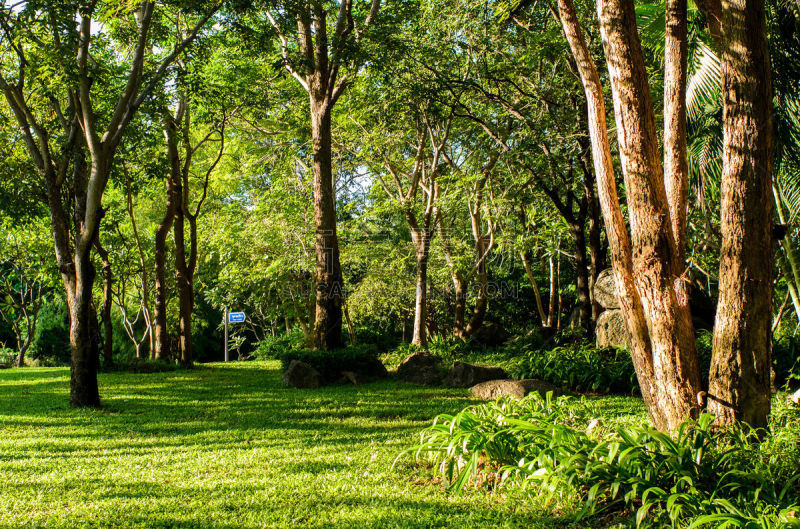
(0, 361, 647, 528)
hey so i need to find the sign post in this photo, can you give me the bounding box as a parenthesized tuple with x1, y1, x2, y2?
(224, 308, 229, 362)
(224, 311, 245, 362)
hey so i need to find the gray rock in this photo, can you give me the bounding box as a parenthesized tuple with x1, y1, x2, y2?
(470, 378, 562, 400)
(445, 361, 508, 388)
(396, 352, 442, 386)
(593, 268, 620, 310)
(790, 388, 800, 405)
(595, 309, 631, 349)
(283, 360, 322, 389)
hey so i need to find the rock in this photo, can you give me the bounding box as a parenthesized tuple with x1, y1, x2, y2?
(470, 322, 509, 346)
(470, 378, 562, 400)
(341, 371, 363, 385)
(396, 352, 442, 386)
(593, 268, 620, 310)
(790, 388, 800, 405)
(364, 357, 389, 378)
(595, 309, 631, 349)
(445, 361, 508, 388)
(283, 360, 322, 389)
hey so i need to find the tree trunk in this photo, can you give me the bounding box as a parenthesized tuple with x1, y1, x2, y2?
(310, 97, 344, 350)
(412, 253, 429, 347)
(596, 0, 701, 430)
(174, 203, 193, 367)
(95, 241, 114, 369)
(547, 251, 558, 328)
(708, 0, 774, 427)
(153, 108, 183, 361)
(569, 222, 592, 332)
(521, 252, 548, 326)
(69, 245, 100, 407)
(557, 0, 701, 430)
(664, 0, 690, 268)
(452, 275, 468, 338)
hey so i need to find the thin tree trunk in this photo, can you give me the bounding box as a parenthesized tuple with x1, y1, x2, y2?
(521, 252, 548, 326)
(94, 240, 114, 369)
(547, 252, 558, 328)
(709, 0, 774, 427)
(153, 105, 184, 361)
(174, 200, 193, 366)
(412, 254, 429, 347)
(123, 163, 154, 357)
(569, 222, 592, 332)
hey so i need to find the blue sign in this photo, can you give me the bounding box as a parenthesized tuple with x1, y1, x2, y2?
(228, 312, 246, 323)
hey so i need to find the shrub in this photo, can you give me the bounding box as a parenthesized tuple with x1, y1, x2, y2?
(506, 341, 638, 394)
(276, 344, 385, 382)
(29, 301, 70, 366)
(253, 327, 307, 359)
(0, 346, 15, 366)
(402, 393, 800, 528)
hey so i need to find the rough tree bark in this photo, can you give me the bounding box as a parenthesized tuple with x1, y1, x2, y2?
(556, 0, 701, 430)
(708, 0, 774, 427)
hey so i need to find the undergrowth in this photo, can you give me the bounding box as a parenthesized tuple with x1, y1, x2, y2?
(400, 392, 800, 528)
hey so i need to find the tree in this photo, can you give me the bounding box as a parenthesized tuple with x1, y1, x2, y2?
(554, 0, 702, 430)
(706, 0, 774, 427)
(266, 0, 381, 350)
(0, 219, 52, 367)
(0, 1, 219, 405)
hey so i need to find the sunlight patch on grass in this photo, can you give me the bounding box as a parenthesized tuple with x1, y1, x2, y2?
(0, 361, 646, 528)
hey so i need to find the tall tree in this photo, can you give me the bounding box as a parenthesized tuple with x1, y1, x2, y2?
(266, 0, 380, 350)
(706, 0, 774, 427)
(555, 0, 702, 430)
(0, 1, 218, 405)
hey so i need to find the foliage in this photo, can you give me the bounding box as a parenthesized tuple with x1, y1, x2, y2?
(0, 346, 15, 366)
(276, 344, 386, 382)
(404, 393, 800, 528)
(253, 327, 307, 359)
(28, 301, 70, 366)
(507, 342, 638, 394)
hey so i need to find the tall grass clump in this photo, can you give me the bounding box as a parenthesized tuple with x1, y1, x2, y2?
(400, 393, 800, 528)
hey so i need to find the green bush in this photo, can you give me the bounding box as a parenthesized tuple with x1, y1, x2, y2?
(276, 343, 385, 382)
(29, 301, 70, 366)
(0, 346, 15, 366)
(506, 341, 638, 394)
(253, 327, 306, 359)
(402, 393, 800, 528)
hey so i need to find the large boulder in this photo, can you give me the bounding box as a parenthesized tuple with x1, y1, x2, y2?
(364, 357, 389, 379)
(471, 322, 509, 346)
(283, 360, 323, 389)
(396, 352, 442, 386)
(445, 361, 508, 388)
(471, 379, 562, 400)
(595, 309, 631, 349)
(593, 268, 620, 310)
(790, 388, 800, 406)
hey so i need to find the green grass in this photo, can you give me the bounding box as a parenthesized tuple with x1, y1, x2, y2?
(0, 361, 647, 528)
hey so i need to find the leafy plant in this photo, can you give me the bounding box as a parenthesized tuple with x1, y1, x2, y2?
(276, 344, 386, 382)
(506, 342, 638, 394)
(403, 393, 800, 528)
